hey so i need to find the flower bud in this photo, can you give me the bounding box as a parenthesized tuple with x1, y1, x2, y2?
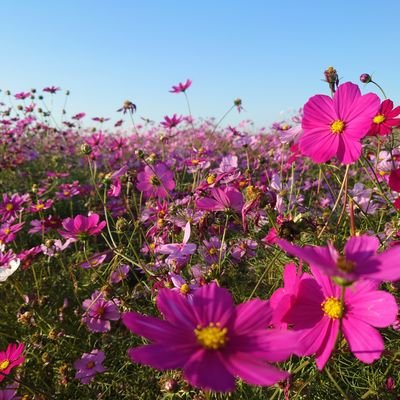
(80, 143, 92, 155)
(360, 73, 372, 84)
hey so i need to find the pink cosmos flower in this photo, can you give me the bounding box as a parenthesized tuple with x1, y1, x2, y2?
(368, 99, 400, 136)
(169, 79, 192, 93)
(0, 194, 28, 222)
(199, 236, 227, 265)
(157, 222, 197, 263)
(43, 86, 60, 94)
(169, 272, 199, 299)
(272, 264, 398, 369)
(0, 383, 19, 400)
(59, 213, 106, 240)
(300, 82, 380, 164)
(122, 282, 300, 392)
(14, 92, 31, 100)
(161, 114, 183, 129)
(136, 163, 175, 199)
(72, 112, 86, 120)
(82, 291, 120, 333)
(0, 250, 20, 282)
(0, 343, 24, 382)
(278, 234, 400, 284)
(0, 220, 24, 244)
(109, 264, 130, 284)
(74, 349, 106, 384)
(196, 187, 244, 213)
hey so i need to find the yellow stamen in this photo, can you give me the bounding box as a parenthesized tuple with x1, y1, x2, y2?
(321, 297, 343, 319)
(180, 283, 190, 295)
(330, 119, 345, 134)
(86, 361, 95, 369)
(0, 359, 10, 371)
(194, 322, 228, 349)
(373, 114, 386, 124)
(5, 204, 13, 211)
(206, 174, 216, 185)
(208, 248, 217, 255)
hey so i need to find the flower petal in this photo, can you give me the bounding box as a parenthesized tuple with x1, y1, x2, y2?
(342, 317, 384, 363)
(184, 349, 236, 392)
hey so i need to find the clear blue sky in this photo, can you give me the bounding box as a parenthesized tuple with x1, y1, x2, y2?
(1, 1, 399, 129)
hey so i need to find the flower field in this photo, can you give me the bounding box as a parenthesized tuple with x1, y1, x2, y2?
(0, 72, 399, 399)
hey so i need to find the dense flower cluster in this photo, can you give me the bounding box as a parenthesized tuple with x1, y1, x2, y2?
(1, 76, 399, 397)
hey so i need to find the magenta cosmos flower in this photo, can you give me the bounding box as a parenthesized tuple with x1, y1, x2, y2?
(74, 349, 106, 384)
(0, 343, 24, 383)
(122, 282, 300, 392)
(58, 213, 106, 240)
(82, 291, 120, 333)
(278, 234, 400, 284)
(196, 186, 244, 213)
(300, 82, 380, 164)
(272, 264, 398, 369)
(136, 163, 175, 199)
(169, 79, 192, 93)
(368, 99, 400, 136)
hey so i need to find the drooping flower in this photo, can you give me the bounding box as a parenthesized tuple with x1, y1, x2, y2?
(272, 264, 398, 369)
(82, 291, 120, 333)
(169, 79, 192, 94)
(58, 213, 106, 241)
(0, 343, 25, 382)
(136, 163, 175, 199)
(74, 349, 106, 384)
(368, 99, 400, 136)
(122, 282, 300, 392)
(278, 234, 400, 284)
(300, 82, 380, 164)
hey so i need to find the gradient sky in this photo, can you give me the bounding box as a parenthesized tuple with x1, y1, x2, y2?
(1, 1, 400, 129)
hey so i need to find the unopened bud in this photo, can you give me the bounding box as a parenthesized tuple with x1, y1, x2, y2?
(80, 143, 92, 155)
(360, 73, 372, 84)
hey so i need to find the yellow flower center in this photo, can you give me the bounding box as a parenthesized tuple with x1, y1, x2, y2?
(86, 361, 95, 369)
(330, 119, 345, 134)
(336, 255, 356, 273)
(63, 191, 70, 196)
(0, 359, 10, 371)
(191, 159, 200, 165)
(3, 228, 11, 235)
(194, 322, 228, 350)
(180, 283, 190, 295)
(5, 203, 13, 211)
(321, 297, 343, 319)
(36, 203, 45, 210)
(208, 248, 217, 255)
(373, 114, 386, 124)
(206, 174, 216, 185)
